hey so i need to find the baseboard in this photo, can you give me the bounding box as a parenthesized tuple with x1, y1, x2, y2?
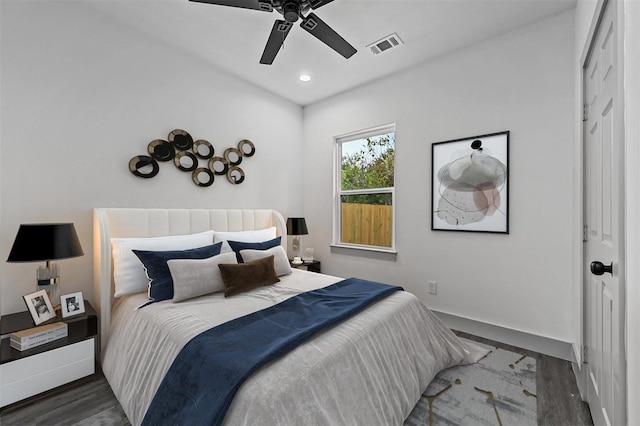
(433, 310, 575, 362)
(571, 342, 588, 400)
(571, 359, 588, 401)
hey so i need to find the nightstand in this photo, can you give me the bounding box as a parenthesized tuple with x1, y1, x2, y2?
(290, 260, 321, 273)
(0, 300, 98, 409)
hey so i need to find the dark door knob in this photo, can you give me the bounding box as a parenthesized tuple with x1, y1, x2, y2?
(590, 261, 613, 276)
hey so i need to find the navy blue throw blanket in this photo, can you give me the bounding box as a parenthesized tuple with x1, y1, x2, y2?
(142, 278, 402, 426)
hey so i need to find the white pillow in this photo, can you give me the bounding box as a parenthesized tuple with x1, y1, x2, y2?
(167, 252, 238, 302)
(214, 227, 277, 253)
(240, 245, 292, 277)
(111, 230, 215, 297)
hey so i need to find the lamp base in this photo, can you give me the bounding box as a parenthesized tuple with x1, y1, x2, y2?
(37, 263, 61, 309)
(37, 282, 61, 310)
(292, 235, 301, 258)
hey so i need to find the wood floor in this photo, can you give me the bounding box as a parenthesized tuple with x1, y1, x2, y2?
(455, 331, 594, 426)
(0, 332, 593, 425)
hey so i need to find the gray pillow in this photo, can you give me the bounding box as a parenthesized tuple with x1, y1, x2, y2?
(167, 252, 238, 302)
(239, 245, 292, 276)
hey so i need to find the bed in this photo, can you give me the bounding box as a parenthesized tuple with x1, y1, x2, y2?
(93, 208, 485, 425)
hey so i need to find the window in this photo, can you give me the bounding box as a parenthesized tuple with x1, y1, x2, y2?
(334, 124, 395, 251)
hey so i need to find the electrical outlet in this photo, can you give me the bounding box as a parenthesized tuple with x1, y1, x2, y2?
(428, 281, 437, 295)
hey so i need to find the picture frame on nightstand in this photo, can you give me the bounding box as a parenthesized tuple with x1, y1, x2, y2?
(23, 289, 56, 325)
(60, 292, 85, 318)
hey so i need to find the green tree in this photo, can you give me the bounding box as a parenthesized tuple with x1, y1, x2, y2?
(341, 133, 394, 204)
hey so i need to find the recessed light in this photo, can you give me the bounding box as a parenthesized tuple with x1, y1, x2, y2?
(299, 74, 311, 82)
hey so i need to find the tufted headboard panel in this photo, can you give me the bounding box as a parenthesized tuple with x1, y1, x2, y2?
(93, 208, 287, 352)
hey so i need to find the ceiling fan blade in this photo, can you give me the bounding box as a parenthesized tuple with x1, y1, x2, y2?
(260, 20, 293, 65)
(300, 13, 356, 59)
(189, 0, 273, 12)
(308, 0, 335, 9)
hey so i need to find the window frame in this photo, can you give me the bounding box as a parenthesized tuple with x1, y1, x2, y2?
(333, 123, 396, 253)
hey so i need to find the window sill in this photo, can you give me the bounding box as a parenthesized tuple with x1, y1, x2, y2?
(330, 244, 398, 261)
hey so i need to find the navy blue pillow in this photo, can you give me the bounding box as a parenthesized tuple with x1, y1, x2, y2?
(133, 242, 223, 303)
(227, 236, 282, 263)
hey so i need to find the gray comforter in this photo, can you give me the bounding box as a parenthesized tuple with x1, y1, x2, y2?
(102, 270, 486, 425)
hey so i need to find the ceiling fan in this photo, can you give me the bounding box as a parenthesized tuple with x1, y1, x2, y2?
(189, 0, 357, 65)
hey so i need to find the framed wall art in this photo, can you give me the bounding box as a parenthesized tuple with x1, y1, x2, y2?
(431, 131, 509, 233)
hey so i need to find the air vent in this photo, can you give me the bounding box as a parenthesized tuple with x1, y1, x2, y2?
(367, 33, 403, 55)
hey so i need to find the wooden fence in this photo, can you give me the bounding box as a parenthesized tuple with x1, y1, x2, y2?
(341, 203, 393, 247)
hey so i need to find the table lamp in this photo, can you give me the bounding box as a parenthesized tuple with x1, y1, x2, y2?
(7, 223, 84, 308)
(286, 217, 308, 259)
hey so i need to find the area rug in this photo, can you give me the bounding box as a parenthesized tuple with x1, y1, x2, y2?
(404, 339, 537, 426)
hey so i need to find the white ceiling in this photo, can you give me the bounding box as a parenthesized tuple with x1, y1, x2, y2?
(86, 0, 576, 106)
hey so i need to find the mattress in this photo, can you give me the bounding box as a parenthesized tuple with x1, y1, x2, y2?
(102, 269, 486, 425)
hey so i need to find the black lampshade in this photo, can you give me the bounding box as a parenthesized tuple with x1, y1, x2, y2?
(286, 217, 308, 236)
(7, 223, 84, 263)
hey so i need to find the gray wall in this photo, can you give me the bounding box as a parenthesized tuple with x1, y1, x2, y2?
(302, 11, 576, 343)
(0, 1, 304, 314)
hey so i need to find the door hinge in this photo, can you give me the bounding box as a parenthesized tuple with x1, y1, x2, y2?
(583, 346, 588, 364)
(583, 104, 588, 121)
(583, 224, 588, 242)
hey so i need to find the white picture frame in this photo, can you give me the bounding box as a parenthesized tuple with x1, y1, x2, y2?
(23, 289, 56, 325)
(60, 292, 85, 318)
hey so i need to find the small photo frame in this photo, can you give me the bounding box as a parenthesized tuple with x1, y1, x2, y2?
(60, 292, 85, 318)
(23, 289, 56, 325)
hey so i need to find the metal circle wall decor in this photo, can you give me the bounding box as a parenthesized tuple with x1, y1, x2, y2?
(192, 168, 214, 187)
(238, 139, 255, 157)
(224, 147, 243, 166)
(193, 139, 214, 159)
(174, 151, 198, 172)
(168, 129, 193, 151)
(129, 155, 159, 178)
(226, 166, 245, 184)
(128, 130, 255, 187)
(208, 156, 229, 175)
(147, 139, 175, 162)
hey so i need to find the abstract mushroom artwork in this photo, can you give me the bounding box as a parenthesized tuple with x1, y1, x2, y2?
(432, 131, 509, 233)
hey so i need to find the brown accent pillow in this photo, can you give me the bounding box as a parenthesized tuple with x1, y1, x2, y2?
(218, 255, 280, 297)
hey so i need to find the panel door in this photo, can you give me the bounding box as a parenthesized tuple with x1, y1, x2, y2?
(583, 1, 625, 424)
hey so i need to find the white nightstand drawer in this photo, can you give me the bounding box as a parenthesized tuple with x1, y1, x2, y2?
(0, 338, 95, 407)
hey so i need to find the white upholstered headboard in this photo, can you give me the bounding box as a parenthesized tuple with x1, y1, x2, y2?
(93, 208, 287, 352)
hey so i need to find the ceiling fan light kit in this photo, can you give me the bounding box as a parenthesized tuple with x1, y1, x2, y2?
(190, 0, 356, 65)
